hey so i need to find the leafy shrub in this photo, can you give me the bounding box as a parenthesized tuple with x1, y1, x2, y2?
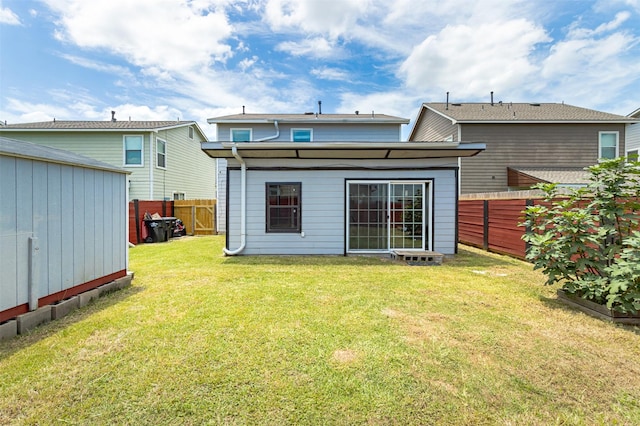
(522, 157, 640, 314)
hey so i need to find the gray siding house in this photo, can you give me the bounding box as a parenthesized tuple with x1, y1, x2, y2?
(0, 118, 216, 201)
(203, 112, 484, 255)
(408, 102, 638, 193)
(1, 137, 129, 325)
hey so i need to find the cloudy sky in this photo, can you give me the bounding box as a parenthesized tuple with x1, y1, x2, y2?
(1, 0, 639, 139)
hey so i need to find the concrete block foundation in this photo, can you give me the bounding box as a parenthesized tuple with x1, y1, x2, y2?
(16, 306, 52, 334)
(0, 320, 17, 341)
(51, 296, 80, 320)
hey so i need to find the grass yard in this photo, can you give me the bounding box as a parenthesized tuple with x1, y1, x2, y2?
(1, 236, 639, 425)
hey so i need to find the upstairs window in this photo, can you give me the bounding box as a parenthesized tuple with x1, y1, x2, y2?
(188, 126, 194, 139)
(599, 131, 619, 160)
(266, 183, 301, 233)
(291, 128, 312, 142)
(124, 135, 143, 166)
(231, 128, 252, 142)
(156, 138, 166, 169)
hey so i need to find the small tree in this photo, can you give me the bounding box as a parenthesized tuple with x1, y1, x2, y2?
(522, 157, 640, 314)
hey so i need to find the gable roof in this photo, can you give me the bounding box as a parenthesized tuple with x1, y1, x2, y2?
(208, 113, 409, 125)
(0, 120, 208, 139)
(0, 136, 128, 174)
(629, 108, 640, 118)
(422, 102, 635, 122)
(408, 102, 638, 140)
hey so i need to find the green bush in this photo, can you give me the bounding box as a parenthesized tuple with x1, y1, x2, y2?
(522, 157, 640, 314)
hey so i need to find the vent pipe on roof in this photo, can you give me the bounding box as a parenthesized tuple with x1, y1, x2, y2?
(371, 110, 375, 118)
(111, 111, 116, 122)
(446, 92, 449, 110)
(242, 105, 245, 115)
(490, 92, 494, 106)
(318, 100, 322, 115)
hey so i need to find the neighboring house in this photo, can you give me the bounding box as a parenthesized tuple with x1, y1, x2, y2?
(0, 136, 129, 326)
(408, 102, 638, 193)
(627, 108, 640, 159)
(0, 116, 216, 201)
(202, 112, 484, 255)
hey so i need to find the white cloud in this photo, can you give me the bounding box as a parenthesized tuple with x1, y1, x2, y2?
(399, 19, 551, 99)
(276, 37, 342, 58)
(0, 7, 21, 25)
(42, 0, 234, 73)
(264, 0, 370, 39)
(59, 54, 134, 77)
(541, 18, 640, 108)
(310, 66, 349, 81)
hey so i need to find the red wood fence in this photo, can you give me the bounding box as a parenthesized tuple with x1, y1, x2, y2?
(458, 198, 532, 259)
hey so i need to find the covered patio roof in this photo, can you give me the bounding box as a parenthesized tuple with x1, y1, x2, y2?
(201, 141, 486, 160)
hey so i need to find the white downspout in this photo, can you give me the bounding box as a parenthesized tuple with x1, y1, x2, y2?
(149, 131, 154, 199)
(223, 145, 246, 255)
(256, 120, 279, 141)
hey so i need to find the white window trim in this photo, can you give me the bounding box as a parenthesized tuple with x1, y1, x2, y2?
(598, 131, 619, 161)
(156, 138, 167, 170)
(172, 191, 186, 200)
(123, 134, 144, 167)
(230, 128, 252, 142)
(291, 128, 313, 142)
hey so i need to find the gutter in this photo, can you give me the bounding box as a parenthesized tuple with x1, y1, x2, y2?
(223, 145, 246, 255)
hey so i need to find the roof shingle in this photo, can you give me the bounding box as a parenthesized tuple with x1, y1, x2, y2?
(0, 120, 196, 130)
(424, 102, 636, 122)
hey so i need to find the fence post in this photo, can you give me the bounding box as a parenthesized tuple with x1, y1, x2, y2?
(133, 199, 141, 244)
(483, 200, 489, 250)
(524, 199, 533, 255)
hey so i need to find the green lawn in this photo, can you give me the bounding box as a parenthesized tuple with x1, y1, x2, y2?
(1, 236, 639, 425)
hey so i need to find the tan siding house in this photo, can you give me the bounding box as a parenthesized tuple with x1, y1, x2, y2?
(408, 103, 638, 194)
(0, 120, 216, 201)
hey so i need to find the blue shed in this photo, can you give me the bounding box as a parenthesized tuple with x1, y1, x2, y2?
(0, 136, 130, 325)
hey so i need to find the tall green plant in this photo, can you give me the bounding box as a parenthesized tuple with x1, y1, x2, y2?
(522, 157, 640, 314)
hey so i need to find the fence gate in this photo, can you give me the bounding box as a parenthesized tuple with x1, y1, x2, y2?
(173, 199, 217, 236)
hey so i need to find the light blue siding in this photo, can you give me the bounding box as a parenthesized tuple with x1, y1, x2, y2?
(627, 123, 640, 152)
(226, 158, 458, 255)
(0, 157, 18, 311)
(217, 123, 402, 142)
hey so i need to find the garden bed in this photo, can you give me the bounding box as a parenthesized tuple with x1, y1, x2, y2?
(557, 289, 640, 325)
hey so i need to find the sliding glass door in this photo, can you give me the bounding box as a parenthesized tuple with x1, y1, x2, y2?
(347, 181, 429, 252)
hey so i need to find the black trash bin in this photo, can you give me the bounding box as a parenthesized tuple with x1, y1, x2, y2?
(144, 219, 167, 243)
(162, 217, 177, 240)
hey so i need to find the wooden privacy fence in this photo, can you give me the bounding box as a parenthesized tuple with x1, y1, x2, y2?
(173, 199, 217, 237)
(128, 199, 217, 244)
(458, 198, 533, 259)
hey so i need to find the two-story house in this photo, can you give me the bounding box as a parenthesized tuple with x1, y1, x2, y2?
(202, 111, 484, 256)
(0, 117, 216, 201)
(408, 102, 638, 193)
